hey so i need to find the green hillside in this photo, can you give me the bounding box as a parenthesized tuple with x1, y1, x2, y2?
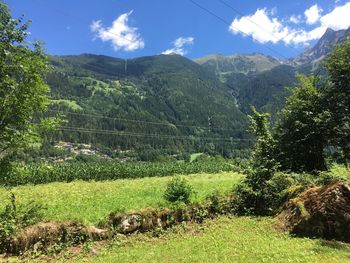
(46, 54, 251, 158)
(195, 53, 296, 118)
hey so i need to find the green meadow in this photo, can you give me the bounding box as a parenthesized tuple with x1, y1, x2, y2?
(0, 172, 242, 224)
(74, 216, 350, 263)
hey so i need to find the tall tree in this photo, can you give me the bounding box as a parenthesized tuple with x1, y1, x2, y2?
(275, 75, 327, 172)
(323, 41, 350, 166)
(233, 107, 279, 215)
(0, 2, 50, 165)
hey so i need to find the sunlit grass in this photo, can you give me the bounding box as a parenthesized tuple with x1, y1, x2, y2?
(76, 216, 350, 263)
(0, 172, 242, 224)
(330, 164, 350, 181)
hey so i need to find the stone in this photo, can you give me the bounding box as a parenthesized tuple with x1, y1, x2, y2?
(277, 180, 350, 242)
(117, 214, 143, 234)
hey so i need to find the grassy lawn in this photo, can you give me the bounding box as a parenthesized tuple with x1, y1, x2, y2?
(75, 216, 350, 263)
(0, 172, 242, 224)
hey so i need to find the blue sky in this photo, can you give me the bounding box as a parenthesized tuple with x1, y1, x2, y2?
(6, 0, 350, 59)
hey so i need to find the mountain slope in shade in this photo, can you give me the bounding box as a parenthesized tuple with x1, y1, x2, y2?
(195, 27, 350, 118)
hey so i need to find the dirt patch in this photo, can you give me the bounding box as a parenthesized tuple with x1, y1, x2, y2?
(277, 180, 350, 242)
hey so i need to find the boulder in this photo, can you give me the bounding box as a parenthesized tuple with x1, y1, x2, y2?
(277, 180, 350, 242)
(117, 214, 143, 234)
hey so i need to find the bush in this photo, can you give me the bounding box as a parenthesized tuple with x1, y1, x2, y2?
(233, 172, 297, 216)
(0, 193, 43, 252)
(164, 177, 193, 204)
(206, 191, 234, 215)
(315, 171, 343, 185)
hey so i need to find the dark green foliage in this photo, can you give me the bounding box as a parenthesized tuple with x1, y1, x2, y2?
(0, 193, 43, 252)
(163, 176, 193, 204)
(233, 108, 279, 215)
(322, 41, 350, 166)
(275, 75, 327, 172)
(238, 65, 296, 118)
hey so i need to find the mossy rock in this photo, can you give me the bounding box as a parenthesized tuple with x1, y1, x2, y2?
(277, 180, 350, 242)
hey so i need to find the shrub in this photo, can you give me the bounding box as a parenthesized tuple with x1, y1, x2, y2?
(315, 171, 343, 185)
(164, 177, 193, 204)
(0, 193, 43, 252)
(233, 172, 297, 216)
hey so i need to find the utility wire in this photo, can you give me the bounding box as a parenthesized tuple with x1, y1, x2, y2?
(218, 0, 298, 56)
(219, 0, 280, 43)
(47, 109, 247, 132)
(188, 0, 289, 60)
(32, 0, 288, 60)
(58, 126, 253, 142)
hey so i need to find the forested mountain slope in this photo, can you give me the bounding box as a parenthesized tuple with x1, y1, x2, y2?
(45, 27, 350, 156)
(195, 27, 350, 118)
(46, 54, 250, 157)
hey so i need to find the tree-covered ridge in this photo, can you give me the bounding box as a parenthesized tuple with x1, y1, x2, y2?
(196, 27, 350, 120)
(46, 53, 251, 158)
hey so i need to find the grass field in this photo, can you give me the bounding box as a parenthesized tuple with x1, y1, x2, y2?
(73, 216, 350, 263)
(2, 166, 350, 262)
(0, 172, 242, 224)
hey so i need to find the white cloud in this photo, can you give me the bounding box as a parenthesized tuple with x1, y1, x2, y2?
(229, 2, 350, 46)
(304, 4, 323, 25)
(90, 11, 144, 52)
(289, 15, 302, 24)
(229, 9, 288, 44)
(162, 37, 194, 55)
(319, 2, 350, 30)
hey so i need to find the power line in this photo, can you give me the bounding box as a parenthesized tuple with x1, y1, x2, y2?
(219, 0, 280, 43)
(188, 0, 289, 60)
(31, 0, 289, 60)
(58, 126, 253, 142)
(218, 0, 298, 56)
(47, 109, 247, 133)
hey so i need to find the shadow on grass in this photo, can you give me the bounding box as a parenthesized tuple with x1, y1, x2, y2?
(312, 239, 350, 258)
(318, 240, 350, 250)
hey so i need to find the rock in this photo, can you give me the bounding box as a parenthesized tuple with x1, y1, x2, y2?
(117, 214, 143, 234)
(277, 180, 350, 242)
(86, 226, 110, 240)
(90, 247, 98, 256)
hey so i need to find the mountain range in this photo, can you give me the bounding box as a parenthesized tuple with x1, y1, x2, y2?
(46, 27, 350, 156)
